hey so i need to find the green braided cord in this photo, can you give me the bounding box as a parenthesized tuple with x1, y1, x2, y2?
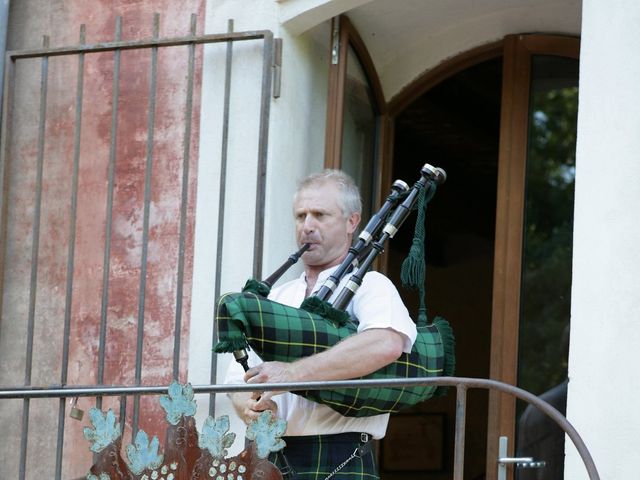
(400, 181, 437, 327)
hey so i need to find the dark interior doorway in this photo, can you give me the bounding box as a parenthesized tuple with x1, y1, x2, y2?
(381, 57, 502, 479)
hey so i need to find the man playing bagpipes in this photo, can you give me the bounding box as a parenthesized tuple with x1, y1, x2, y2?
(225, 169, 425, 479)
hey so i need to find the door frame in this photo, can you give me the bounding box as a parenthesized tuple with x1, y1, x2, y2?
(486, 33, 580, 479)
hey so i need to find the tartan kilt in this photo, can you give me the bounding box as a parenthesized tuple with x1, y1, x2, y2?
(214, 291, 454, 417)
(270, 433, 378, 480)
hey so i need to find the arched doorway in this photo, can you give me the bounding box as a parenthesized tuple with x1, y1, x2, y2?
(322, 22, 579, 477)
(382, 35, 579, 479)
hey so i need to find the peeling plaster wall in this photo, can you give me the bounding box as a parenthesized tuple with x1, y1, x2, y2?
(0, 0, 331, 473)
(1, 1, 204, 478)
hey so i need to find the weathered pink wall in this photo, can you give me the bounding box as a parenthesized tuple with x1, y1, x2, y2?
(1, 1, 205, 477)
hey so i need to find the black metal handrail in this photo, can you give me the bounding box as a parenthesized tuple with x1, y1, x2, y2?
(0, 376, 599, 480)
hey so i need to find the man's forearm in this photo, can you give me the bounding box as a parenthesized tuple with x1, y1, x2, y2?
(291, 328, 404, 381)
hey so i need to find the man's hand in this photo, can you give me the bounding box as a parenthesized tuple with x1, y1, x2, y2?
(229, 392, 278, 425)
(244, 361, 296, 402)
(245, 361, 298, 384)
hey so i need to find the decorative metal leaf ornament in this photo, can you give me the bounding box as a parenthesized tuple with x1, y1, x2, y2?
(125, 429, 164, 475)
(158, 381, 197, 425)
(199, 414, 236, 459)
(246, 411, 287, 459)
(83, 408, 121, 453)
(83, 381, 285, 480)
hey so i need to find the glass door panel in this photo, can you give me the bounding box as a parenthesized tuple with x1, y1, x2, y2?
(515, 55, 578, 480)
(325, 16, 384, 221)
(487, 35, 579, 480)
(340, 44, 377, 220)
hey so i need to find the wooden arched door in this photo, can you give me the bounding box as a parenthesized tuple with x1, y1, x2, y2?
(325, 24, 579, 479)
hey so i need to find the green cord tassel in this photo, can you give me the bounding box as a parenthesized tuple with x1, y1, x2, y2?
(399, 180, 456, 390)
(400, 182, 436, 327)
(402, 237, 426, 290)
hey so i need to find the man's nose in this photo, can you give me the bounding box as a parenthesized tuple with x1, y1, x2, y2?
(302, 215, 316, 232)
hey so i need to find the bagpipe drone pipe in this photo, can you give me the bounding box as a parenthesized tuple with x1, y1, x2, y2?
(214, 164, 456, 417)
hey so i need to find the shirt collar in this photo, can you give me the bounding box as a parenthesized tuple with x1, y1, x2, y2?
(299, 264, 341, 290)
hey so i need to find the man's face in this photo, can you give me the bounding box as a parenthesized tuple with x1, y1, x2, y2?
(293, 182, 360, 271)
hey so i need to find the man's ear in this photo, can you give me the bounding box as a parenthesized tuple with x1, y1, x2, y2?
(346, 212, 361, 235)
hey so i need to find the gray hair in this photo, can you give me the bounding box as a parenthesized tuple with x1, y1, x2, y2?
(295, 169, 362, 217)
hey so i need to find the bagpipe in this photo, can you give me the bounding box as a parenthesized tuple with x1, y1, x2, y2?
(214, 164, 455, 417)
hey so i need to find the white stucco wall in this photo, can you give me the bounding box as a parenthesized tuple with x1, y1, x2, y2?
(279, 0, 581, 101)
(566, 1, 640, 478)
(188, 0, 329, 453)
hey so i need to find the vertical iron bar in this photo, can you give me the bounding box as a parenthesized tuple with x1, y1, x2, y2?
(132, 12, 159, 438)
(0, 51, 15, 476)
(19, 35, 50, 480)
(453, 384, 468, 480)
(54, 25, 85, 480)
(252, 31, 274, 279)
(118, 394, 127, 438)
(272, 38, 282, 99)
(0, 52, 16, 332)
(173, 14, 197, 381)
(97, 16, 122, 411)
(209, 18, 234, 417)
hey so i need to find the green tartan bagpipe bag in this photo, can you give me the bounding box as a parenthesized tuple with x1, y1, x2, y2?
(214, 283, 455, 417)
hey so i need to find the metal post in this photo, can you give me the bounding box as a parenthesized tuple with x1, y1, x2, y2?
(173, 13, 198, 381)
(19, 34, 49, 480)
(0, 0, 10, 120)
(132, 12, 160, 439)
(252, 30, 274, 280)
(210, 18, 235, 417)
(54, 24, 86, 479)
(453, 384, 468, 480)
(97, 16, 123, 412)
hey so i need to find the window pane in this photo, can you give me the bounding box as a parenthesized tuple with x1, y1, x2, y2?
(340, 44, 376, 220)
(516, 55, 579, 480)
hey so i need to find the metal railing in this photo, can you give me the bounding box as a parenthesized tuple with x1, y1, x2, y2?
(0, 376, 600, 480)
(0, 15, 277, 480)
